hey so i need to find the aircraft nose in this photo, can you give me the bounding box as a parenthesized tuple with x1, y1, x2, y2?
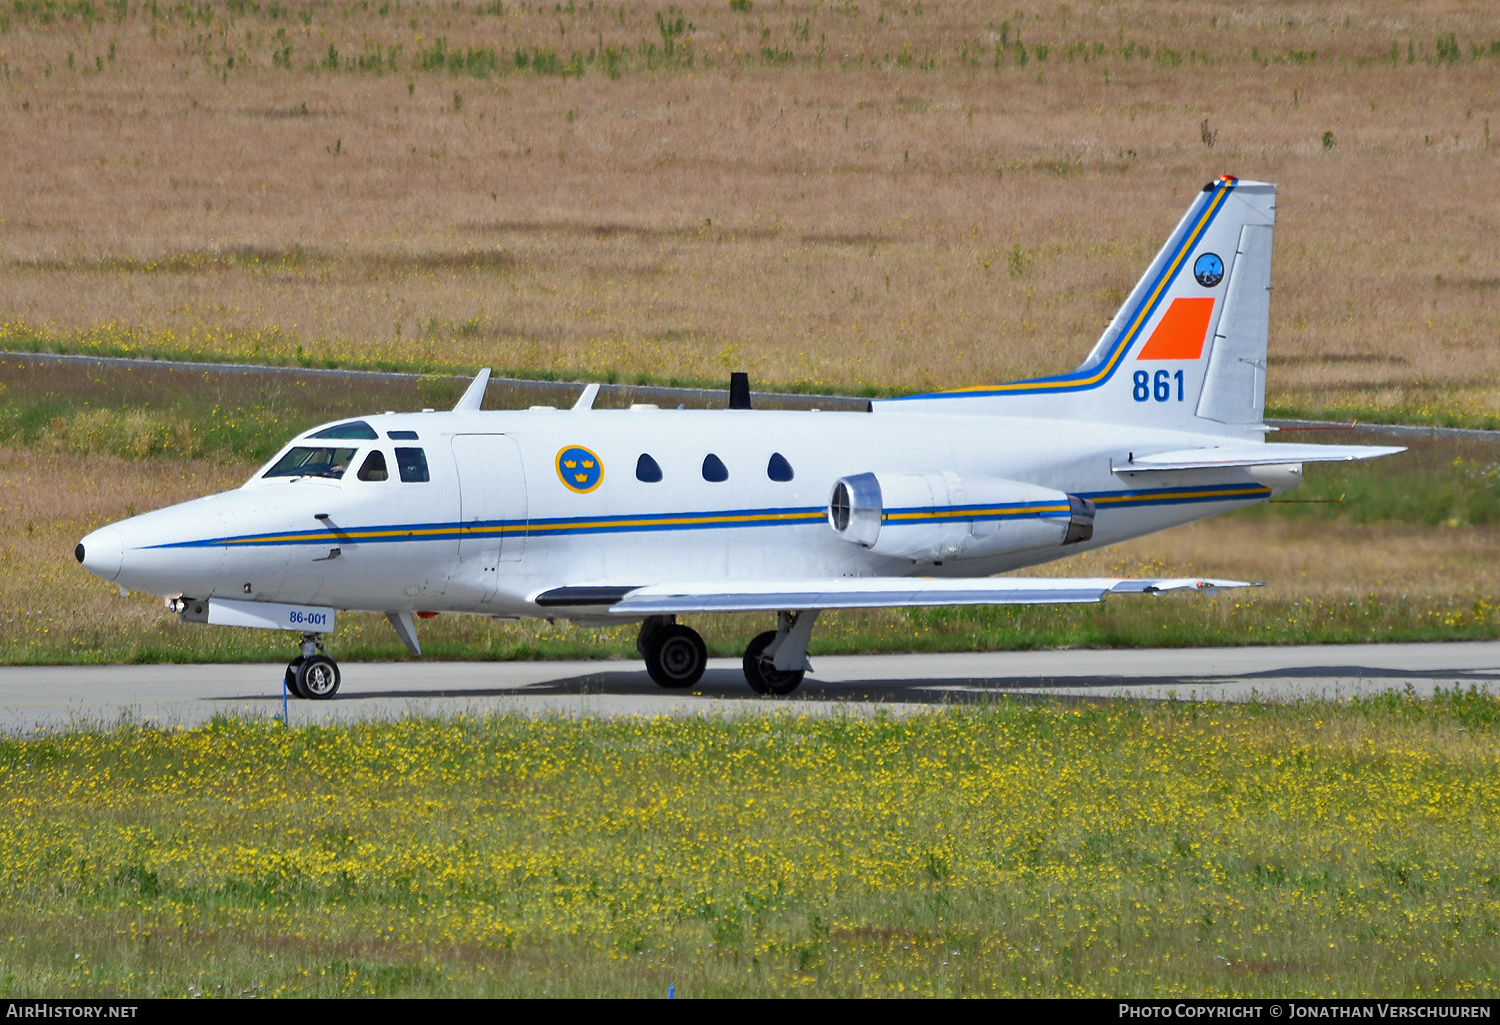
(77, 525, 124, 583)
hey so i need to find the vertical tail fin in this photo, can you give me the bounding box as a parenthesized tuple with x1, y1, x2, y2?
(880, 176, 1276, 437)
(1066, 175, 1277, 434)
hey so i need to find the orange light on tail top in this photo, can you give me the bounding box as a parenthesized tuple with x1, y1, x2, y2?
(1136, 297, 1215, 361)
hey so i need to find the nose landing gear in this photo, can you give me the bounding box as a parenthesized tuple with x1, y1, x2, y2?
(285, 633, 341, 700)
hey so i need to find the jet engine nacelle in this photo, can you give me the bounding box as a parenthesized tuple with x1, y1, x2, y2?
(828, 471, 1095, 562)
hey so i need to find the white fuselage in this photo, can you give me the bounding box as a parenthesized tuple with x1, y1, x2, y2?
(78, 404, 1280, 620)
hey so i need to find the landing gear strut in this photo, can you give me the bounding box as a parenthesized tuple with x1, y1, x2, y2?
(285, 633, 341, 700)
(638, 615, 707, 689)
(743, 611, 819, 696)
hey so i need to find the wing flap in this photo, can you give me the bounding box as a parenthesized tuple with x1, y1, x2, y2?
(1117, 443, 1403, 472)
(590, 576, 1256, 615)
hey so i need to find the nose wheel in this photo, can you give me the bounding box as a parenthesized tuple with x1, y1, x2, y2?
(284, 634, 341, 700)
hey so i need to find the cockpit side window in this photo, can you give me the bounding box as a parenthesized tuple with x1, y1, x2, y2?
(311, 421, 379, 440)
(357, 450, 389, 481)
(263, 446, 358, 479)
(395, 447, 430, 483)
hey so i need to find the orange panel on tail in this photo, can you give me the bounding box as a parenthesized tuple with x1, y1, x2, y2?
(1136, 297, 1215, 360)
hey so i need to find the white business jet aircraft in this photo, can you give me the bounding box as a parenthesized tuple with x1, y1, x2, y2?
(76, 176, 1401, 699)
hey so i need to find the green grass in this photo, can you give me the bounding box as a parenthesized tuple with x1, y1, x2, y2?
(1266, 401, 1500, 434)
(9, 593, 1500, 667)
(0, 353, 469, 463)
(0, 351, 850, 468)
(0, 696, 1496, 996)
(0, 327, 883, 406)
(1244, 433, 1500, 528)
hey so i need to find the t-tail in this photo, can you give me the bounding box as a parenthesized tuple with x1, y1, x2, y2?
(881, 175, 1277, 437)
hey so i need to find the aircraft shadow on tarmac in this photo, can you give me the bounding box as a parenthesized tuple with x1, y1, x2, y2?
(252, 663, 1500, 705)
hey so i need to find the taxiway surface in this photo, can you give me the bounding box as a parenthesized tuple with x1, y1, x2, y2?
(2, 641, 1498, 730)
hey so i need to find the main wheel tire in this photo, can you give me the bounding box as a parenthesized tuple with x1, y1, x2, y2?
(742, 630, 805, 696)
(646, 625, 707, 689)
(285, 656, 309, 700)
(296, 654, 341, 700)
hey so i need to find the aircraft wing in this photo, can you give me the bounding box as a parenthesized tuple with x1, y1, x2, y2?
(534, 577, 1256, 615)
(1116, 443, 1403, 472)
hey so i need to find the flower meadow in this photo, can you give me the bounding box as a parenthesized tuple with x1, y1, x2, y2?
(0, 696, 1496, 997)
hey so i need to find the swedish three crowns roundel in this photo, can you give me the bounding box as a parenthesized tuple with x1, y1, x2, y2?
(556, 445, 604, 493)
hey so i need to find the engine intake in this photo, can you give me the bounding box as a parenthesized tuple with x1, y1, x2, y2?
(828, 471, 1094, 562)
(829, 473, 882, 548)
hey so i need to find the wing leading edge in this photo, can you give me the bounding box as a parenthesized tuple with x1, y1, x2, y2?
(534, 577, 1257, 615)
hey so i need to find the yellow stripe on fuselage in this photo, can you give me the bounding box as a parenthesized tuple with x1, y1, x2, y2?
(1091, 486, 1265, 505)
(883, 504, 1070, 522)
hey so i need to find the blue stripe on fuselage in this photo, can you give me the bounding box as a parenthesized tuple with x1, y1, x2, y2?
(144, 481, 1268, 550)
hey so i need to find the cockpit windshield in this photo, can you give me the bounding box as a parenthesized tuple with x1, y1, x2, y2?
(310, 421, 379, 440)
(263, 446, 359, 479)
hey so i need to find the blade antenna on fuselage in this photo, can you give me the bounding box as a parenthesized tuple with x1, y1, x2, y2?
(453, 368, 492, 411)
(573, 383, 600, 410)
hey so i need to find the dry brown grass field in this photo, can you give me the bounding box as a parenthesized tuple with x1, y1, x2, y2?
(0, 0, 1497, 419)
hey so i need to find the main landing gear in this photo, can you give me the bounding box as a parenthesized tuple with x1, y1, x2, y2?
(638, 611, 820, 697)
(284, 632, 341, 700)
(638, 616, 708, 689)
(742, 611, 819, 696)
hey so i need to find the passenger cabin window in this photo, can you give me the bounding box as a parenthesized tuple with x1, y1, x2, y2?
(702, 454, 728, 482)
(388, 430, 419, 440)
(636, 454, 662, 483)
(395, 447, 430, 483)
(311, 420, 379, 440)
(357, 450, 389, 481)
(767, 452, 794, 482)
(264, 446, 358, 479)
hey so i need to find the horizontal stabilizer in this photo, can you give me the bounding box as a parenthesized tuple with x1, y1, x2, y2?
(1116, 443, 1403, 473)
(561, 576, 1258, 615)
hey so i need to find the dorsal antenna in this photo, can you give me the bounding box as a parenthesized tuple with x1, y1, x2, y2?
(453, 368, 492, 411)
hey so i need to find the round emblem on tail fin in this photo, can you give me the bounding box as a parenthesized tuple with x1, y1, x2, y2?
(556, 446, 604, 493)
(1193, 252, 1225, 288)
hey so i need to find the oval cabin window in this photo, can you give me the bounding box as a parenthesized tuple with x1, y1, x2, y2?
(702, 454, 728, 483)
(767, 452, 794, 482)
(636, 453, 663, 483)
